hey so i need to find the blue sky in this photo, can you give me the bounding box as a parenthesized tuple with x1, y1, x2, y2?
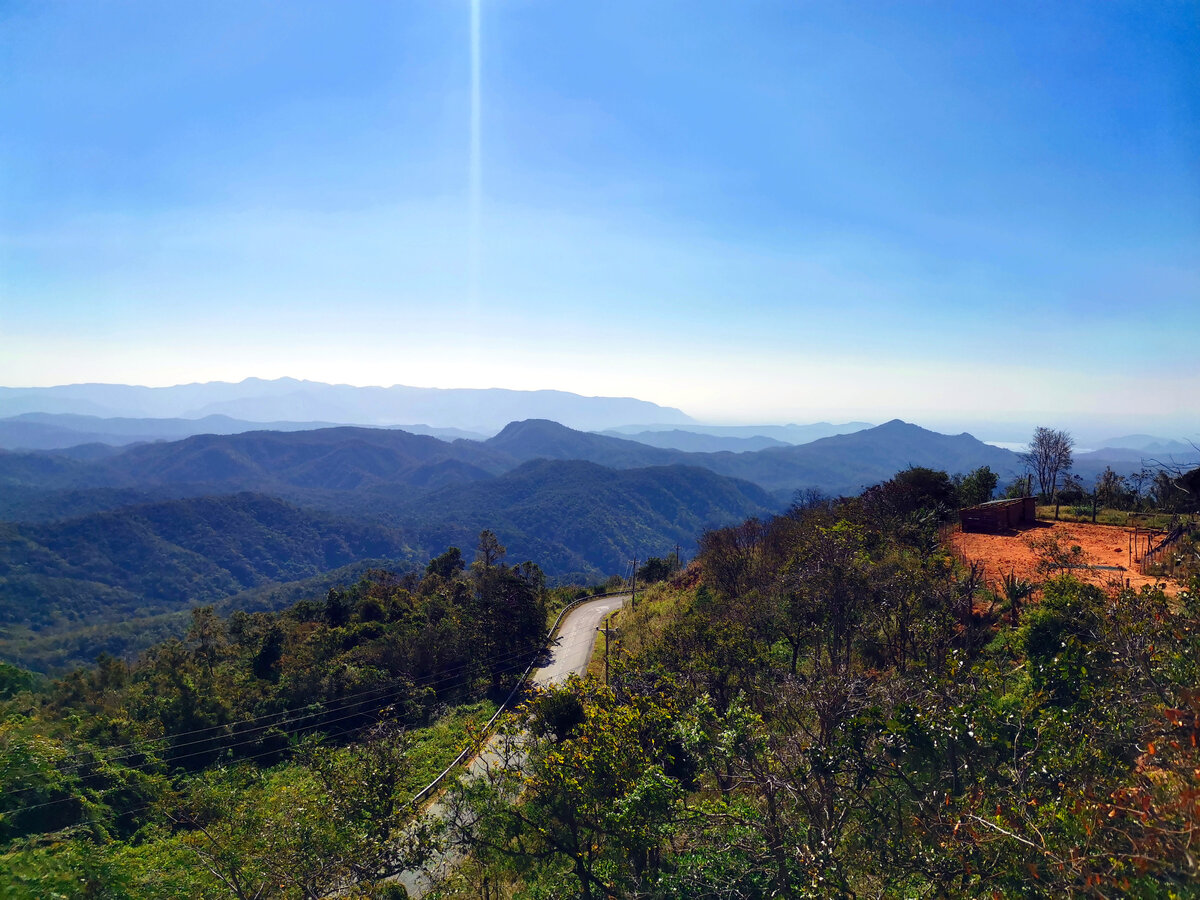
(1, 1, 1197, 435)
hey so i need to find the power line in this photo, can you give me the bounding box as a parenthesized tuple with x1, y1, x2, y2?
(3, 593, 628, 824)
(0, 653, 535, 818)
(28, 637, 546, 771)
(1, 643, 546, 803)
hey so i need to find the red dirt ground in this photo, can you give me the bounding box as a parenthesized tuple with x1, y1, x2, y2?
(949, 520, 1182, 596)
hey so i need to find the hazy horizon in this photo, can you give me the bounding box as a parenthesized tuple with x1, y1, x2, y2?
(2, 374, 1197, 447)
(2, 3, 1196, 431)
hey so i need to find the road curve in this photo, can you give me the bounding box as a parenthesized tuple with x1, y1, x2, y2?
(534, 593, 626, 687)
(398, 593, 628, 897)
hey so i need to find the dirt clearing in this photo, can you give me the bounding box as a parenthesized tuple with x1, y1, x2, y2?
(949, 520, 1182, 596)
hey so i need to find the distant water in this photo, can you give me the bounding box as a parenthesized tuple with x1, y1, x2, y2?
(985, 441, 1096, 454)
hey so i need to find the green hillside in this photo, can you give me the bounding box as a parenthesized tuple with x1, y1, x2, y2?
(395, 459, 777, 579)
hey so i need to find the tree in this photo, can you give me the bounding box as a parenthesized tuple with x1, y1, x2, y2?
(957, 465, 998, 508)
(1151, 469, 1187, 511)
(185, 606, 227, 677)
(1178, 465, 1200, 509)
(1095, 466, 1126, 510)
(886, 466, 957, 517)
(474, 530, 506, 571)
(171, 723, 433, 897)
(324, 587, 353, 628)
(636, 556, 675, 584)
(425, 546, 465, 580)
(1023, 427, 1074, 518)
(0, 662, 35, 699)
(444, 681, 693, 900)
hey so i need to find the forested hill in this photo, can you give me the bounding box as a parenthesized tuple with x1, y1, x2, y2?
(0, 493, 416, 631)
(699, 418, 1022, 496)
(2, 418, 1025, 502)
(481, 417, 1024, 499)
(0, 459, 773, 671)
(4, 467, 1194, 896)
(390, 459, 775, 578)
(484, 419, 685, 468)
(3, 426, 514, 492)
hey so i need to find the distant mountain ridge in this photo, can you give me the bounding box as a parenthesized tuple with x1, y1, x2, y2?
(1078, 447, 1200, 468)
(0, 412, 490, 451)
(487, 419, 683, 469)
(723, 419, 1023, 497)
(0, 418, 1036, 517)
(484, 418, 1026, 500)
(599, 429, 789, 453)
(1096, 434, 1198, 455)
(603, 421, 873, 443)
(0, 378, 692, 432)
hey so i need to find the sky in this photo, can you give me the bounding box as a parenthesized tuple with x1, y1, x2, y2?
(1, 1, 1197, 437)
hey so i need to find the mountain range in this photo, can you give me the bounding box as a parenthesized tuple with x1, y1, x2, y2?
(0, 378, 692, 432)
(1095, 435, 1198, 456)
(2, 411, 1191, 673)
(599, 430, 792, 453)
(603, 421, 874, 444)
(0, 412, 492, 452)
(0, 418, 1024, 511)
(0, 412, 876, 456)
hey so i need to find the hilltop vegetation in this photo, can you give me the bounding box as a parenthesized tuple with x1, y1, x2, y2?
(0, 534, 563, 897)
(437, 475, 1200, 899)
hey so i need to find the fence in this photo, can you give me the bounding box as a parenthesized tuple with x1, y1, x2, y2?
(1139, 522, 1196, 577)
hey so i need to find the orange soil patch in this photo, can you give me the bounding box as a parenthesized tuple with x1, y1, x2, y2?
(949, 520, 1181, 596)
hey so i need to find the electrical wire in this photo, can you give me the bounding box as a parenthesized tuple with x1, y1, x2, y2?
(1, 644, 544, 804)
(1, 592, 623, 820)
(0, 645, 545, 823)
(25, 636, 547, 770)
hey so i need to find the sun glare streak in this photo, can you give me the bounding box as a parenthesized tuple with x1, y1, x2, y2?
(468, 0, 482, 309)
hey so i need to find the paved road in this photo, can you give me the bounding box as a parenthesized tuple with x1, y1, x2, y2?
(535, 593, 625, 687)
(397, 593, 628, 896)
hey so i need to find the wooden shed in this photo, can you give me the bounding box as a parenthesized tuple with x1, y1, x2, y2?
(959, 497, 1036, 534)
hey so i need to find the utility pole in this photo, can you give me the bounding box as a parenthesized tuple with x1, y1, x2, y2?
(674, 544, 681, 573)
(603, 619, 610, 686)
(630, 557, 636, 610)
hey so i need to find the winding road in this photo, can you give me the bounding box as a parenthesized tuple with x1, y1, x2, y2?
(397, 593, 628, 896)
(534, 593, 625, 686)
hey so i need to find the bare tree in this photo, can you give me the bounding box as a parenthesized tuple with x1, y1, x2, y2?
(1129, 467, 1154, 511)
(1146, 441, 1200, 514)
(1023, 427, 1074, 519)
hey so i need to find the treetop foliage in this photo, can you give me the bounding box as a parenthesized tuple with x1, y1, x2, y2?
(0, 531, 566, 897)
(439, 470, 1200, 898)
